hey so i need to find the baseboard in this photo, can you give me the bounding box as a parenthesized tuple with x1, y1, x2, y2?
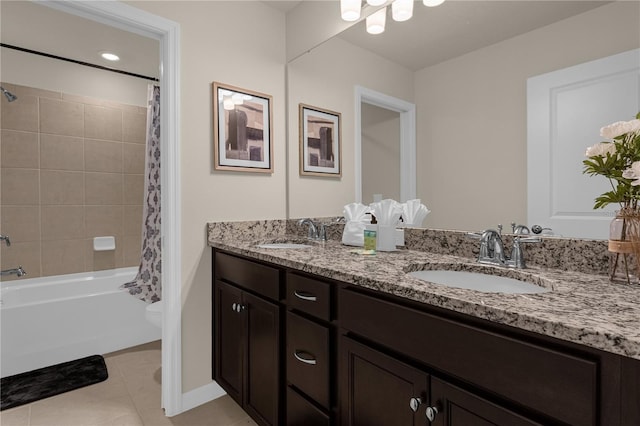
(180, 381, 227, 413)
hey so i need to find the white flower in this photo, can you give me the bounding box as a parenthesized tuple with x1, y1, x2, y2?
(585, 142, 616, 158)
(623, 161, 640, 186)
(600, 119, 640, 139)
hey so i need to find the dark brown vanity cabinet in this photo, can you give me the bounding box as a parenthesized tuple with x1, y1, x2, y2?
(213, 252, 282, 426)
(286, 272, 333, 425)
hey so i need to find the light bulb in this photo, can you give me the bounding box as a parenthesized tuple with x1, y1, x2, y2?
(423, 0, 445, 6)
(223, 97, 234, 111)
(232, 93, 244, 105)
(366, 7, 386, 35)
(341, 0, 361, 21)
(392, 0, 413, 22)
(366, 0, 387, 6)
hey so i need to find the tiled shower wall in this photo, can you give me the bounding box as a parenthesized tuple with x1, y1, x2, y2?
(0, 83, 146, 280)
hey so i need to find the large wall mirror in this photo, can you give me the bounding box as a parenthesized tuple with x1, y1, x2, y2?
(285, 0, 640, 238)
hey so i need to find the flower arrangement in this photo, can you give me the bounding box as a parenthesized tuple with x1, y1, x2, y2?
(583, 113, 640, 209)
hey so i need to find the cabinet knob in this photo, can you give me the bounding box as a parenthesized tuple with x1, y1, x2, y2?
(232, 303, 237, 312)
(293, 290, 317, 302)
(426, 406, 439, 422)
(409, 397, 422, 412)
(231, 303, 245, 313)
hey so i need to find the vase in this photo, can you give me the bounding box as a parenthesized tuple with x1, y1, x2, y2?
(608, 208, 640, 284)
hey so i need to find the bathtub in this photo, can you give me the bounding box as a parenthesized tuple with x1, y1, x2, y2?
(0, 267, 161, 378)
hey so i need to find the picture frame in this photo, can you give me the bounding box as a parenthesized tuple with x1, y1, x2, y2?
(299, 104, 342, 177)
(212, 82, 273, 173)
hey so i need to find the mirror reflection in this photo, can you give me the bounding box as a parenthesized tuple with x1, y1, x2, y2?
(286, 0, 639, 238)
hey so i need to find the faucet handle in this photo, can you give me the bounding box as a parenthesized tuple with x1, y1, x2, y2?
(0, 235, 10, 247)
(516, 236, 541, 244)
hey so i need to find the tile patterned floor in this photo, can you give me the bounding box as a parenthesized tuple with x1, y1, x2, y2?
(0, 341, 258, 426)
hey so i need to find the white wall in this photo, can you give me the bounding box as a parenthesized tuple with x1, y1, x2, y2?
(0, 48, 149, 106)
(414, 1, 640, 232)
(287, 36, 414, 218)
(126, 1, 286, 393)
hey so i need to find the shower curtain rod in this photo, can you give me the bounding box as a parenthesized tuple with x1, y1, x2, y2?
(0, 43, 159, 82)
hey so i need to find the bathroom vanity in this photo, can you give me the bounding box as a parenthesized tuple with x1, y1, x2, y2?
(209, 221, 640, 426)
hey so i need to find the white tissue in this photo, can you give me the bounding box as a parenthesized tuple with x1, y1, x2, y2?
(400, 199, 430, 228)
(342, 203, 370, 246)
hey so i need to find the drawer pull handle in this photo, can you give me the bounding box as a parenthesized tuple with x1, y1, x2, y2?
(294, 291, 317, 302)
(293, 351, 317, 365)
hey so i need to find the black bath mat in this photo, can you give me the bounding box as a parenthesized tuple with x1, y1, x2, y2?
(0, 355, 108, 410)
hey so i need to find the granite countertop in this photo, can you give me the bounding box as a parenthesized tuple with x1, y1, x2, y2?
(207, 221, 640, 361)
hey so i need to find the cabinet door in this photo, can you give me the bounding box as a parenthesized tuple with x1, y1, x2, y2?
(430, 377, 541, 426)
(244, 291, 280, 426)
(340, 336, 428, 426)
(215, 280, 244, 404)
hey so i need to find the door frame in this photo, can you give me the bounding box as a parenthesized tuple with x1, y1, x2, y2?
(354, 86, 416, 203)
(41, 0, 183, 416)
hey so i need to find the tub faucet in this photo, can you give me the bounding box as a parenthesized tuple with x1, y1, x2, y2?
(1, 266, 26, 277)
(298, 218, 326, 241)
(0, 235, 10, 247)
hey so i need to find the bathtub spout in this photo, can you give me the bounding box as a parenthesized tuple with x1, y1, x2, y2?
(1, 266, 26, 277)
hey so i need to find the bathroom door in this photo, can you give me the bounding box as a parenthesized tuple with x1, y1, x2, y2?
(527, 48, 640, 239)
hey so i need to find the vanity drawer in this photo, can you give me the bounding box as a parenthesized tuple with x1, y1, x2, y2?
(287, 311, 330, 409)
(214, 252, 280, 301)
(287, 273, 331, 321)
(339, 287, 598, 426)
(287, 386, 330, 426)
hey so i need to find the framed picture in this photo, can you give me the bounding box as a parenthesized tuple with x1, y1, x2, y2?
(212, 82, 273, 173)
(299, 103, 342, 177)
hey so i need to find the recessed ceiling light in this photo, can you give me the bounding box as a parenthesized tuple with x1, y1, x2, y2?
(101, 52, 120, 61)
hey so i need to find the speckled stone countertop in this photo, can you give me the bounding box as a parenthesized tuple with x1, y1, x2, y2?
(207, 220, 640, 361)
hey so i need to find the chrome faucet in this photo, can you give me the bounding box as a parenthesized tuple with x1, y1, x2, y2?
(0, 235, 10, 247)
(1, 266, 26, 277)
(468, 225, 540, 269)
(298, 218, 326, 241)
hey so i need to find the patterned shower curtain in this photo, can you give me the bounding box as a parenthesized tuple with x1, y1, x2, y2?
(122, 85, 161, 303)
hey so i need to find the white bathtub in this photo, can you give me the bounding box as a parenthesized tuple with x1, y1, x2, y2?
(0, 267, 161, 378)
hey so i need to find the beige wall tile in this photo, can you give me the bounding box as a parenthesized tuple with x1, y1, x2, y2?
(1, 168, 39, 205)
(41, 206, 85, 240)
(0, 94, 38, 132)
(41, 170, 84, 205)
(122, 236, 142, 269)
(0, 241, 41, 280)
(123, 174, 144, 205)
(1, 130, 39, 168)
(85, 105, 122, 141)
(41, 239, 85, 277)
(123, 109, 146, 144)
(123, 143, 145, 174)
(85, 172, 123, 205)
(85, 205, 123, 238)
(39, 98, 84, 137)
(7, 83, 61, 100)
(1, 206, 40, 242)
(40, 134, 84, 171)
(85, 139, 123, 173)
(123, 205, 143, 236)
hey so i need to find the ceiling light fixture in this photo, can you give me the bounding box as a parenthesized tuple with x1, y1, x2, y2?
(341, 0, 446, 34)
(392, 0, 413, 22)
(341, 0, 361, 21)
(100, 52, 120, 61)
(366, 7, 387, 35)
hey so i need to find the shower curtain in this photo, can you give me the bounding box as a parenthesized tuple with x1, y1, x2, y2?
(122, 84, 161, 303)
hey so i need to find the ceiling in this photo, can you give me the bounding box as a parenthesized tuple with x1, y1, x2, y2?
(1, 1, 610, 77)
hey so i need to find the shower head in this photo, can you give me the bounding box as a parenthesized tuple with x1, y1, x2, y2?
(0, 86, 18, 102)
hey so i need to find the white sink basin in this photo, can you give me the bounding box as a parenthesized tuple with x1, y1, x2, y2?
(256, 243, 312, 249)
(408, 270, 550, 294)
